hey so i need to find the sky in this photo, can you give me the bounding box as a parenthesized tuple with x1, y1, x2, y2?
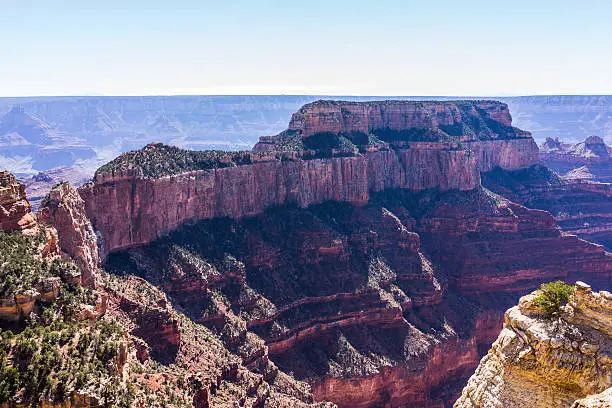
(1, 0, 611, 97)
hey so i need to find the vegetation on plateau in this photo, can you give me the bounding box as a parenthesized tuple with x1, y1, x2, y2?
(96, 142, 252, 179)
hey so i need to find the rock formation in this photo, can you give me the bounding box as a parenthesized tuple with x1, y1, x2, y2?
(455, 282, 612, 408)
(103, 185, 611, 407)
(0, 170, 38, 234)
(37, 181, 100, 286)
(572, 388, 612, 408)
(482, 165, 612, 251)
(24, 166, 89, 211)
(80, 100, 540, 255)
(540, 136, 612, 182)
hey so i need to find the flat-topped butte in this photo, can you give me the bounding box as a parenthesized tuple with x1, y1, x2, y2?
(96, 100, 533, 180)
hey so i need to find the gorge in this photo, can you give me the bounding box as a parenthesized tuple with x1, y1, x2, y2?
(1, 100, 611, 407)
(81, 100, 610, 407)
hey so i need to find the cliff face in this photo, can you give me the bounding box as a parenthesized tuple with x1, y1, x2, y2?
(540, 136, 612, 183)
(80, 148, 479, 257)
(81, 100, 540, 255)
(455, 282, 612, 408)
(0, 170, 38, 234)
(0, 172, 333, 408)
(285, 100, 515, 138)
(37, 182, 100, 286)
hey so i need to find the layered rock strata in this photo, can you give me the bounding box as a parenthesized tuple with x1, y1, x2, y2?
(483, 165, 612, 251)
(79, 100, 612, 407)
(104, 186, 611, 408)
(0, 172, 332, 408)
(81, 145, 478, 256)
(455, 282, 612, 408)
(38, 182, 100, 285)
(80, 100, 540, 255)
(0, 170, 38, 234)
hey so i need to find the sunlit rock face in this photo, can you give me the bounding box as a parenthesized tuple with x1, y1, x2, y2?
(455, 282, 612, 408)
(0, 170, 38, 234)
(38, 182, 100, 286)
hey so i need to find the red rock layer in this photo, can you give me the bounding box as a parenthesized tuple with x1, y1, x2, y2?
(0, 170, 38, 234)
(81, 100, 542, 256)
(80, 145, 479, 256)
(286, 100, 515, 139)
(38, 182, 100, 286)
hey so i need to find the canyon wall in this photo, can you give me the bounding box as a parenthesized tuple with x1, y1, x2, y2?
(80, 145, 478, 255)
(482, 165, 612, 251)
(103, 185, 611, 408)
(77, 100, 612, 407)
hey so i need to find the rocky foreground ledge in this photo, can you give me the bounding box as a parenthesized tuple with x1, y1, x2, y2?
(455, 282, 612, 408)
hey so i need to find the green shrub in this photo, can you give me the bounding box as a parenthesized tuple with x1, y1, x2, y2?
(534, 281, 574, 315)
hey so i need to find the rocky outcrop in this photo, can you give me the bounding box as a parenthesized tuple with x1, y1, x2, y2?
(283, 100, 519, 140)
(24, 166, 89, 211)
(0, 277, 61, 321)
(455, 282, 612, 408)
(258, 100, 538, 171)
(540, 136, 612, 182)
(38, 182, 100, 285)
(571, 388, 612, 407)
(0, 170, 38, 234)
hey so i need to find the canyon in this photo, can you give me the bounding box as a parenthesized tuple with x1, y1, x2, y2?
(76, 100, 611, 407)
(1, 99, 611, 407)
(81, 100, 537, 255)
(0, 170, 333, 407)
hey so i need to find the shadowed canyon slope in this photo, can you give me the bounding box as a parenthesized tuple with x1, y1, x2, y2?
(78, 100, 611, 407)
(0, 172, 335, 408)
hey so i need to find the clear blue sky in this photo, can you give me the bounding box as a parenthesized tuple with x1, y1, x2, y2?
(1, 0, 611, 96)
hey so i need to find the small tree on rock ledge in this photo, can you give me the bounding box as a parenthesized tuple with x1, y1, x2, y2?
(534, 280, 574, 316)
